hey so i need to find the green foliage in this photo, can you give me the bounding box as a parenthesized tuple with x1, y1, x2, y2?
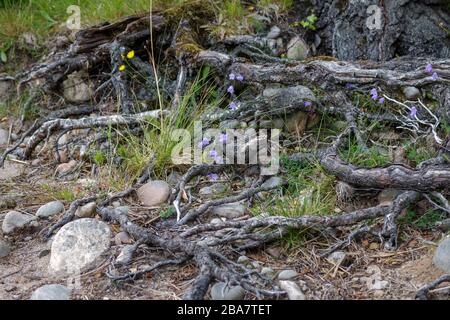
(41, 183, 76, 202)
(341, 139, 390, 168)
(398, 208, 446, 230)
(93, 150, 106, 165)
(160, 206, 175, 219)
(0, 0, 182, 54)
(292, 14, 318, 30)
(405, 144, 435, 166)
(252, 156, 336, 219)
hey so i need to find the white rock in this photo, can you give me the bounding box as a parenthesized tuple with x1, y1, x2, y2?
(210, 218, 223, 225)
(30, 284, 71, 300)
(74, 202, 96, 218)
(278, 269, 298, 280)
(433, 236, 450, 273)
(2, 211, 37, 235)
(402, 86, 421, 100)
(36, 201, 64, 218)
(211, 203, 246, 219)
(49, 218, 111, 275)
(279, 280, 306, 300)
(0, 128, 9, 145)
(237, 255, 250, 265)
(137, 180, 170, 206)
(371, 279, 389, 290)
(210, 282, 245, 300)
(261, 176, 284, 189)
(267, 26, 281, 39)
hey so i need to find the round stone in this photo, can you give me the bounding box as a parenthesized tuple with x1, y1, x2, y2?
(30, 284, 71, 300)
(278, 269, 298, 280)
(210, 282, 245, 300)
(74, 202, 96, 218)
(49, 218, 111, 275)
(137, 180, 171, 206)
(211, 203, 246, 219)
(2, 211, 37, 235)
(36, 201, 65, 218)
(434, 236, 450, 273)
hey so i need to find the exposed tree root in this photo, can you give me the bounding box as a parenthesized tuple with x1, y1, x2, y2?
(416, 275, 450, 300)
(3, 3, 450, 300)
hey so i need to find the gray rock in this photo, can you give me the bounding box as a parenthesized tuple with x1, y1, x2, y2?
(2, 211, 37, 234)
(433, 237, 450, 274)
(115, 206, 129, 215)
(49, 218, 111, 275)
(237, 255, 250, 265)
(137, 180, 170, 207)
(0, 160, 24, 180)
(278, 269, 298, 280)
(211, 203, 246, 219)
(210, 218, 223, 225)
(63, 71, 92, 103)
(74, 202, 96, 218)
(36, 201, 64, 218)
(210, 282, 245, 300)
(279, 281, 306, 300)
(115, 244, 135, 265)
(0, 240, 11, 258)
(326, 251, 347, 266)
(30, 284, 71, 300)
(403, 86, 421, 100)
(286, 36, 310, 61)
(262, 85, 316, 113)
(112, 201, 121, 208)
(0, 128, 9, 145)
(267, 26, 281, 39)
(261, 176, 284, 189)
(261, 267, 275, 278)
(199, 183, 227, 197)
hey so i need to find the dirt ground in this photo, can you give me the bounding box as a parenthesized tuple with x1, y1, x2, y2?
(1, 194, 448, 300)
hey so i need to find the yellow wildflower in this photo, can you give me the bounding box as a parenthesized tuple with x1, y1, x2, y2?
(119, 65, 126, 71)
(126, 50, 135, 59)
